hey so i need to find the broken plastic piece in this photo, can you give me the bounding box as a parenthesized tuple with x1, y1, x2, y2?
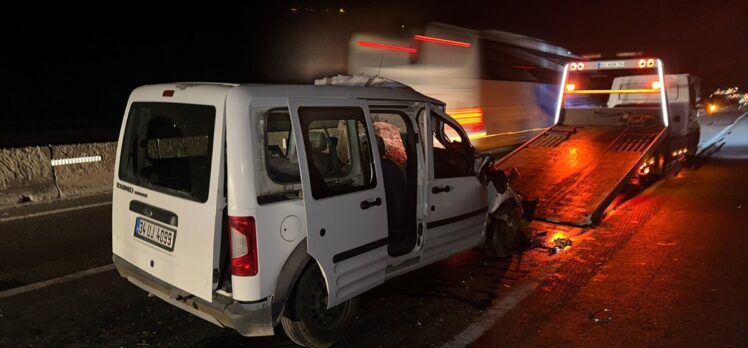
(589, 308, 612, 323)
(548, 238, 573, 255)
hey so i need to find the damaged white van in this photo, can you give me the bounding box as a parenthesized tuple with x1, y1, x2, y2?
(112, 79, 520, 347)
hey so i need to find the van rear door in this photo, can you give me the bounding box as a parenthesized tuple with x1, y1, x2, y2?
(288, 98, 389, 308)
(112, 85, 227, 301)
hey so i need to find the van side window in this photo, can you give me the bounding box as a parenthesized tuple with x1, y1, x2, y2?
(298, 107, 376, 199)
(431, 114, 473, 178)
(265, 109, 300, 184)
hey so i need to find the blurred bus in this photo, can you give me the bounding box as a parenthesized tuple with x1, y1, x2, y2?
(348, 23, 577, 150)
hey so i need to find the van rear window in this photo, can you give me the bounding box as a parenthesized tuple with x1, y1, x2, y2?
(119, 102, 216, 203)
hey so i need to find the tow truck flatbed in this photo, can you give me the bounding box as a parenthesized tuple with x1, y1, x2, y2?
(493, 57, 695, 227)
(497, 123, 665, 226)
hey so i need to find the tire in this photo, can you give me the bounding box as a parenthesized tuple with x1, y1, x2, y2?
(686, 129, 700, 164)
(486, 202, 524, 258)
(281, 263, 359, 348)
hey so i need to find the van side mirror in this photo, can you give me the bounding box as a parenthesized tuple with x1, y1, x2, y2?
(490, 170, 508, 194)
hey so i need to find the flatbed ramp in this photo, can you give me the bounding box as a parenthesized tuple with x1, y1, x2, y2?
(497, 124, 666, 226)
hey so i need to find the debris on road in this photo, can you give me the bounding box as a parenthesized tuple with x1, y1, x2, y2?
(548, 238, 573, 255)
(527, 229, 573, 256)
(589, 308, 612, 324)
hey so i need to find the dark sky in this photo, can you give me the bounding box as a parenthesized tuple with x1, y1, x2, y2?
(1, 1, 746, 129)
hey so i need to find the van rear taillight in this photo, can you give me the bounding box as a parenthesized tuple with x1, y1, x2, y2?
(228, 216, 258, 276)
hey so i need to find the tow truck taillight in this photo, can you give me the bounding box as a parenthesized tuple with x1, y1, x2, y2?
(229, 216, 258, 276)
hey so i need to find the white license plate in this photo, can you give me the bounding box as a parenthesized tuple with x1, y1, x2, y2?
(597, 61, 626, 69)
(134, 217, 176, 251)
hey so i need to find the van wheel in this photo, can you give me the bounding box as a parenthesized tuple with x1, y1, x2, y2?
(486, 202, 523, 258)
(281, 263, 358, 348)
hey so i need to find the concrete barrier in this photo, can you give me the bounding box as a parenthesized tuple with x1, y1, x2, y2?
(0, 142, 117, 208)
(51, 142, 117, 199)
(0, 146, 58, 206)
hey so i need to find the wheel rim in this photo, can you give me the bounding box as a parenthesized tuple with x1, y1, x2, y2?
(303, 277, 348, 331)
(494, 207, 521, 254)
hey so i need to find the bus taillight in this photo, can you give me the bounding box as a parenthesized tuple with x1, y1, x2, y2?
(448, 107, 484, 133)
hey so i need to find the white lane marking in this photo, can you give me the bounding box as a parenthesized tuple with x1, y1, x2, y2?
(51, 155, 102, 166)
(698, 111, 748, 154)
(441, 266, 554, 348)
(0, 201, 111, 223)
(0, 264, 115, 300)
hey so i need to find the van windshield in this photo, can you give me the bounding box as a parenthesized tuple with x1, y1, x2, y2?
(119, 102, 216, 202)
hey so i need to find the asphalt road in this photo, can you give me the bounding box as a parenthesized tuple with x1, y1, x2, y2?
(473, 109, 748, 347)
(0, 109, 745, 347)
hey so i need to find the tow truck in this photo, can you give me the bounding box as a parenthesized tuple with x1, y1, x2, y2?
(496, 57, 700, 226)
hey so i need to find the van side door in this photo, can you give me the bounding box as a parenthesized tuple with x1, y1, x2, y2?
(420, 104, 487, 263)
(288, 98, 388, 308)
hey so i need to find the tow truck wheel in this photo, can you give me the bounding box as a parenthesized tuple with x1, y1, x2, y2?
(281, 263, 359, 348)
(486, 202, 524, 258)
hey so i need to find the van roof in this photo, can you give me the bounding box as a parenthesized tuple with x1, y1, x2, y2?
(133, 82, 445, 106)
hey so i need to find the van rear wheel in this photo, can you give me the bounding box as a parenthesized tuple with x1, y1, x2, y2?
(281, 263, 358, 348)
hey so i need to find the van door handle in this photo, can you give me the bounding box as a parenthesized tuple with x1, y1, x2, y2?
(360, 197, 382, 210)
(432, 185, 451, 194)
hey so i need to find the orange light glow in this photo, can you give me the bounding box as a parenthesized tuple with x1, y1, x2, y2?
(414, 35, 471, 48)
(566, 83, 576, 92)
(548, 231, 568, 244)
(652, 81, 661, 90)
(708, 104, 718, 113)
(447, 107, 484, 132)
(357, 41, 417, 53)
(646, 58, 655, 68)
(648, 158, 655, 165)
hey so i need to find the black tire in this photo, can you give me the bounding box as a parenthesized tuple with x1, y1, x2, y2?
(686, 129, 700, 165)
(486, 202, 524, 258)
(281, 263, 359, 348)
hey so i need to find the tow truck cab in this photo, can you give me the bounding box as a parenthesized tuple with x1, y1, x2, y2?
(608, 73, 702, 155)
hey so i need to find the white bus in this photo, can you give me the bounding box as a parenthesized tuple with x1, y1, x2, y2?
(348, 22, 577, 150)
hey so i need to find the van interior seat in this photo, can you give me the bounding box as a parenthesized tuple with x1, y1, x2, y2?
(309, 132, 332, 174)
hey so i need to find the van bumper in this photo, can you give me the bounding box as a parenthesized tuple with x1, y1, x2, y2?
(112, 255, 275, 337)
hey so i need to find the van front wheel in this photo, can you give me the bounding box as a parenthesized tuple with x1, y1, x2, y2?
(486, 202, 524, 258)
(281, 263, 358, 348)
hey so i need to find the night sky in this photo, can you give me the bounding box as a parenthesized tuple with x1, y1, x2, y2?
(1, 1, 746, 132)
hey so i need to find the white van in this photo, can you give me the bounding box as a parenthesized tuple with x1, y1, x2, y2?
(112, 81, 520, 347)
